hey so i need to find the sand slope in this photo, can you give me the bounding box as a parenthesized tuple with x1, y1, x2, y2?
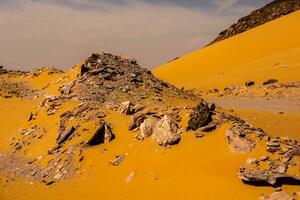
(153, 11, 300, 90)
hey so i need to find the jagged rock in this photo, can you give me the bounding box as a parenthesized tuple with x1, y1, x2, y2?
(140, 117, 159, 139)
(117, 101, 133, 115)
(87, 121, 114, 146)
(263, 79, 279, 85)
(260, 191, 295, 200)
(151, 115, 181, 146)
(187, 100, 214, 131)
(57, 127, 75, 145)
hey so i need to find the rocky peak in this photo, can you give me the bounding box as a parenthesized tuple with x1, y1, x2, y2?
(61, 52, 195, 104)
(209, 0, 300, 45)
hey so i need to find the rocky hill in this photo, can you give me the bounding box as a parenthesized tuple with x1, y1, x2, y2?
(2, 51, 300, 199)
(209, 0, 300, 45)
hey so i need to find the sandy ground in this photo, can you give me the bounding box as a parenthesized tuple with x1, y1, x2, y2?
(207, 97, 300, 141)
(207, 97, 300, 114)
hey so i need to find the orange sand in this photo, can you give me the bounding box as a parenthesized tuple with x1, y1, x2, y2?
(153, 11, 300, 90)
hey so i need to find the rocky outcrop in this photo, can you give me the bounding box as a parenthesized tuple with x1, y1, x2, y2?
(187, 100, 214, 131)
(69, 52, 195, 103)
(238, 136, 300, 186)
(209, 0, 300, 45)
(151, 115, 181, 146)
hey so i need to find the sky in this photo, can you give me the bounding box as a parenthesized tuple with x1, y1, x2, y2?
(0, 0, 272, 70)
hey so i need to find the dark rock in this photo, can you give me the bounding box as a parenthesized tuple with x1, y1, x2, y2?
(187, 100, 213, 131)
(263, 79, 279, 85)
(27, 112, 34, 121)
(14, 143, 22, 150)
(87, 121, 114, 146)
(245, 81, 255, 87)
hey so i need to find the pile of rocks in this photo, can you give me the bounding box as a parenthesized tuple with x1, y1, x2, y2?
(60, 52, 195, 104)
(209, 0, 300, 44)
(224, 115, 266, 153)
(238, 136, 300, 186)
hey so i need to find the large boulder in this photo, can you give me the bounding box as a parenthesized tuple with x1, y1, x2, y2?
(151, 115, 181, 146)
(140, 117, 159, 139)
(87, 121, 114, 146)
(187, 100, 214, 131)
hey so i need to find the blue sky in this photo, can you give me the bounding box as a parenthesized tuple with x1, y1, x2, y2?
(0, 0, 272, 69)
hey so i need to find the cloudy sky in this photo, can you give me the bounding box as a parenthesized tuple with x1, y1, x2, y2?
(0, 0, 271, 70)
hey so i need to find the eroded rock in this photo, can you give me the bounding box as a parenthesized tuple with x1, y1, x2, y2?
(151, 115, 181, 146)
(140, 117, 159, 139)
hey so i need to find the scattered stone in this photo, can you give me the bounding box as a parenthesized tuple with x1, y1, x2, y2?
(110, 155, 125, 166)
(79, 156, 84, 162)
(274, 187, 282, 192)
(246, 158, 258, 165)
(27, 112, 34, 121)
(195, 132, 205, 138)
(126, 171, 135, 183)
(53, 173, 63, 180)
(151, 115, 181, 146)
(260, 155, 269, 161)
(48, 145, 61, 155)
(198, 123, 217, 132)
(14, 143, 22, 150)
(57, 164, 64, 170)
(46, 181, 55, 186)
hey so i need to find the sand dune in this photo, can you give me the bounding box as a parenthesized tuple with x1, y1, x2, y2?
(153, 11, 300, 90)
